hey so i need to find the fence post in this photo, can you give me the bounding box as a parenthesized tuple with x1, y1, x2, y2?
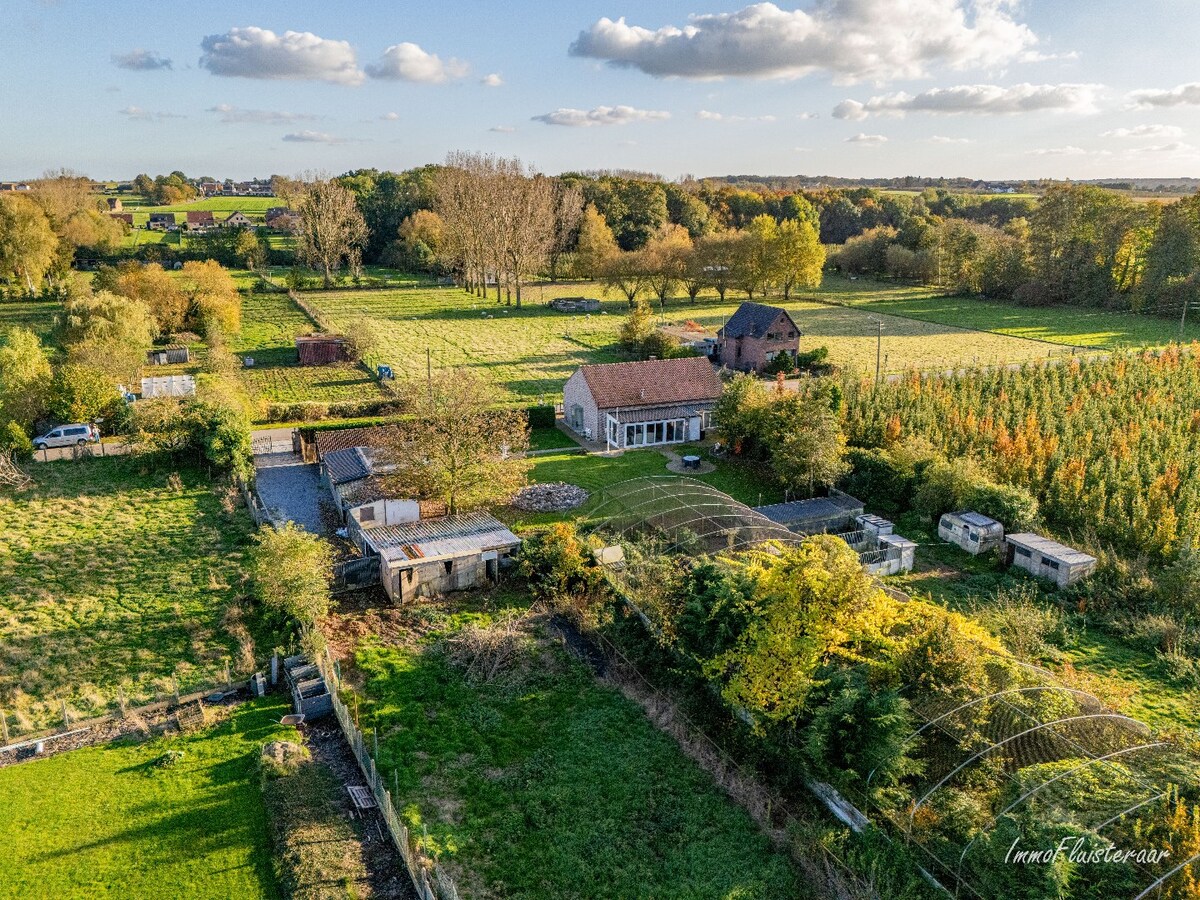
(224, 659, 232, 689)
(172, 673, 180, 704)
(61, 700, 70, 730)
(118, 686, 127, 718)
(0, 708, 8, 745)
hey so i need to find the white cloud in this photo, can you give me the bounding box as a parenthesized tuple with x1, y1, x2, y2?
(118, 106, 184, 121)
(833, 83, 1101, 119)
(797, 112, 819, 120)
(1129, 83, 1200, 108)
(112, 49, 172, 71)
(569, 1, 1039, 84)
(697, 109, 776, 123)
(481, 73, 503, 87)
(532, 105, 670, 127)
(282, 130, 345, 143)
(366, 42, 468, 82)
(381, 112, 400, 121)
(1138, 141, 1195, 154)
(1029, 145, 1087, 156)
(845, 132, 887, 144)
(207, 104, 317, 125)
(1102, 124, 1184, 139)
(930, 135, 972, 144)
(199, 27, 363, 85)
(489, 125, 515, 133)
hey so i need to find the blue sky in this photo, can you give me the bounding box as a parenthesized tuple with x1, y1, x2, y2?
(3, 0, 1200, 180)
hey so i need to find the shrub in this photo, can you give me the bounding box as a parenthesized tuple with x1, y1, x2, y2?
(971, 582, 1066, 661)
(518, 523, 606, 623)
(526, 405, 556, 429)
(841, 447, 916, 516)
(963, 479, 1039, 531)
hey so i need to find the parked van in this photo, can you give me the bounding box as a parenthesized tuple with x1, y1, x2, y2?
(33, 424, 100, 450)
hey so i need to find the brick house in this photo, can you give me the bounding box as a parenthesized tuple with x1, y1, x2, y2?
(717, 302, 802, 373)
(185, 211, 216, 232)
(562, 356, 723, 450)
(147, 212, 177, 231)
(222, 210, 253, 228)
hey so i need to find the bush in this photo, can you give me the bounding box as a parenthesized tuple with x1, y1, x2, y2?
(841, 447, 916, 516)
(526, 405, 556, 429)
(963, 479, 1039, 531)
(518, 523, 606, 624)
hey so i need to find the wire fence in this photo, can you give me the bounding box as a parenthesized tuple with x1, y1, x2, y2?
(319, 650, 460, 900)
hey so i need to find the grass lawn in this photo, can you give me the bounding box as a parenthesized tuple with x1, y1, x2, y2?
(884, 514, 1200, 731)
(512, 447, 783, 528)
(352, 601, 801, 898)
(0, 298, 61, 341)
(233, 292, 387, 410)
(0, 698, 294, 900)
(828, 274, 1200, 349)
(296, 279, 1087, 405)
(527, 426, 579, 452)
(0, 459, 269, 731)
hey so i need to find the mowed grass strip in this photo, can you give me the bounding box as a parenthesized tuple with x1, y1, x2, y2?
(299, 280, 1079, 404)
(0, 459, 261, 729)
(0, 698, 294, 900)
(828, 274, 1200, 349)
(356, 614, 801, 899)
(0, 298, 61, 341)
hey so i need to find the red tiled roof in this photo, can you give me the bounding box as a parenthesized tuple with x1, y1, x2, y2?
(186, 211, 215, 223)
(580, 356, 723, 409)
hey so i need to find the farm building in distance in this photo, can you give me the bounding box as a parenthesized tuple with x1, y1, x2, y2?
(938, 511, 1005, 555)
(356, 511, 520, 603)
(1003, 533, 1097, 588)
(147, 346, 190, 366)
(296, 334, 349, 366)
(717, 302, 802, 373)
(563, 356, 723, 449)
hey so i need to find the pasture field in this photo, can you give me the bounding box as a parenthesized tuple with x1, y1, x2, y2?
(234, 292, 386, 409)
(827, 274, 1200, 349)
(0, 698, 294, 900)
(0, 297, 60, 340)
(298, 280, 1070, 404)
(350, 598, 801, 899)
(0, 458, 268, 731)
(122, 196, 279, 222)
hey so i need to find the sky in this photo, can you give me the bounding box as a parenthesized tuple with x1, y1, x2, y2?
(3, 0, 1200, 181)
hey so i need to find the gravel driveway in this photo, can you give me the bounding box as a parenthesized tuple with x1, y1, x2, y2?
(253, 452, 330, 535)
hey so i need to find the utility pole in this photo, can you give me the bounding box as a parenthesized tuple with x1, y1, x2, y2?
(426, 347, 432, 398)
(1182, 298, 1193, 338)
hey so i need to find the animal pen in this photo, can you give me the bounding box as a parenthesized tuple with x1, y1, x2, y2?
(580, 476, 1200, 900)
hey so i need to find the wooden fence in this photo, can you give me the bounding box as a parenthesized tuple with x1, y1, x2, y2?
(320, 651, 459, 900)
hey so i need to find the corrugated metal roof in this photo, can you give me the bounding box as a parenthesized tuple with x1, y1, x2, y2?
(361, 512, 520, 565)
(754, 494, 863, 527)
(1006, 533, 1097, 566)
(324, 446, 371, 485)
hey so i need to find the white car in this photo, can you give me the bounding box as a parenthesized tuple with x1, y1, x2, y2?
(33, 424, 100, 450)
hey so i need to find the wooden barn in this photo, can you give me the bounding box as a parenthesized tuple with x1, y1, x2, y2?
(296, 334, 349, 366)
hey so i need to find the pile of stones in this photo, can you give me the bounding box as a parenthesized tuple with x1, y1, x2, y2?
(510, 482, 589, 512)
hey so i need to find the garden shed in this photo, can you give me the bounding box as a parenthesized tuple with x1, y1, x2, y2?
(753, 490, 864, 534)
(938, 510, 1004, 555)
(296, 334, 349, 366)
(1003, 533, 1097, 587)
(358, 511, 520, 603)
(147, 345, 190, 366)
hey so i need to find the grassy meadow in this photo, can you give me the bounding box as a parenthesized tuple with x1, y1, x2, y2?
(0, 297, 61, 340)
(297, 278, 1074, 405)
(0, 458, 267, 731)
(0, 698, 294, 900)
(350, 598, 801, 899)
(826, 274, 1200, 349)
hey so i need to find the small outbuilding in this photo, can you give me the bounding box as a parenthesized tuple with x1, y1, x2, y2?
(754, 491, 864, 534)
(141, 374, 195, 398)
(938, 511, 1004, 555)
(1003, 533, 1097, 588)
(358, 511, 521, 603)
(147, 345, 191, 366)
(296, 334, 349, 366)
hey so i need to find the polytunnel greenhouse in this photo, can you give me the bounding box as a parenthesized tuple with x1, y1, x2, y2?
(582, 477, 1200, 900)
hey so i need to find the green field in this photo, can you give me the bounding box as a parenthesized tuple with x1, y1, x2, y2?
(0, 698, 294, 900)
(123, 196, 278, 223)
(828, 274, 1200, 349)
(234, 292, 387, 410)
(0, 298, 61, 340)
(296, 279, 1076, 405)
(352, 600, 801, 898)
(0, 459, 268, 731)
